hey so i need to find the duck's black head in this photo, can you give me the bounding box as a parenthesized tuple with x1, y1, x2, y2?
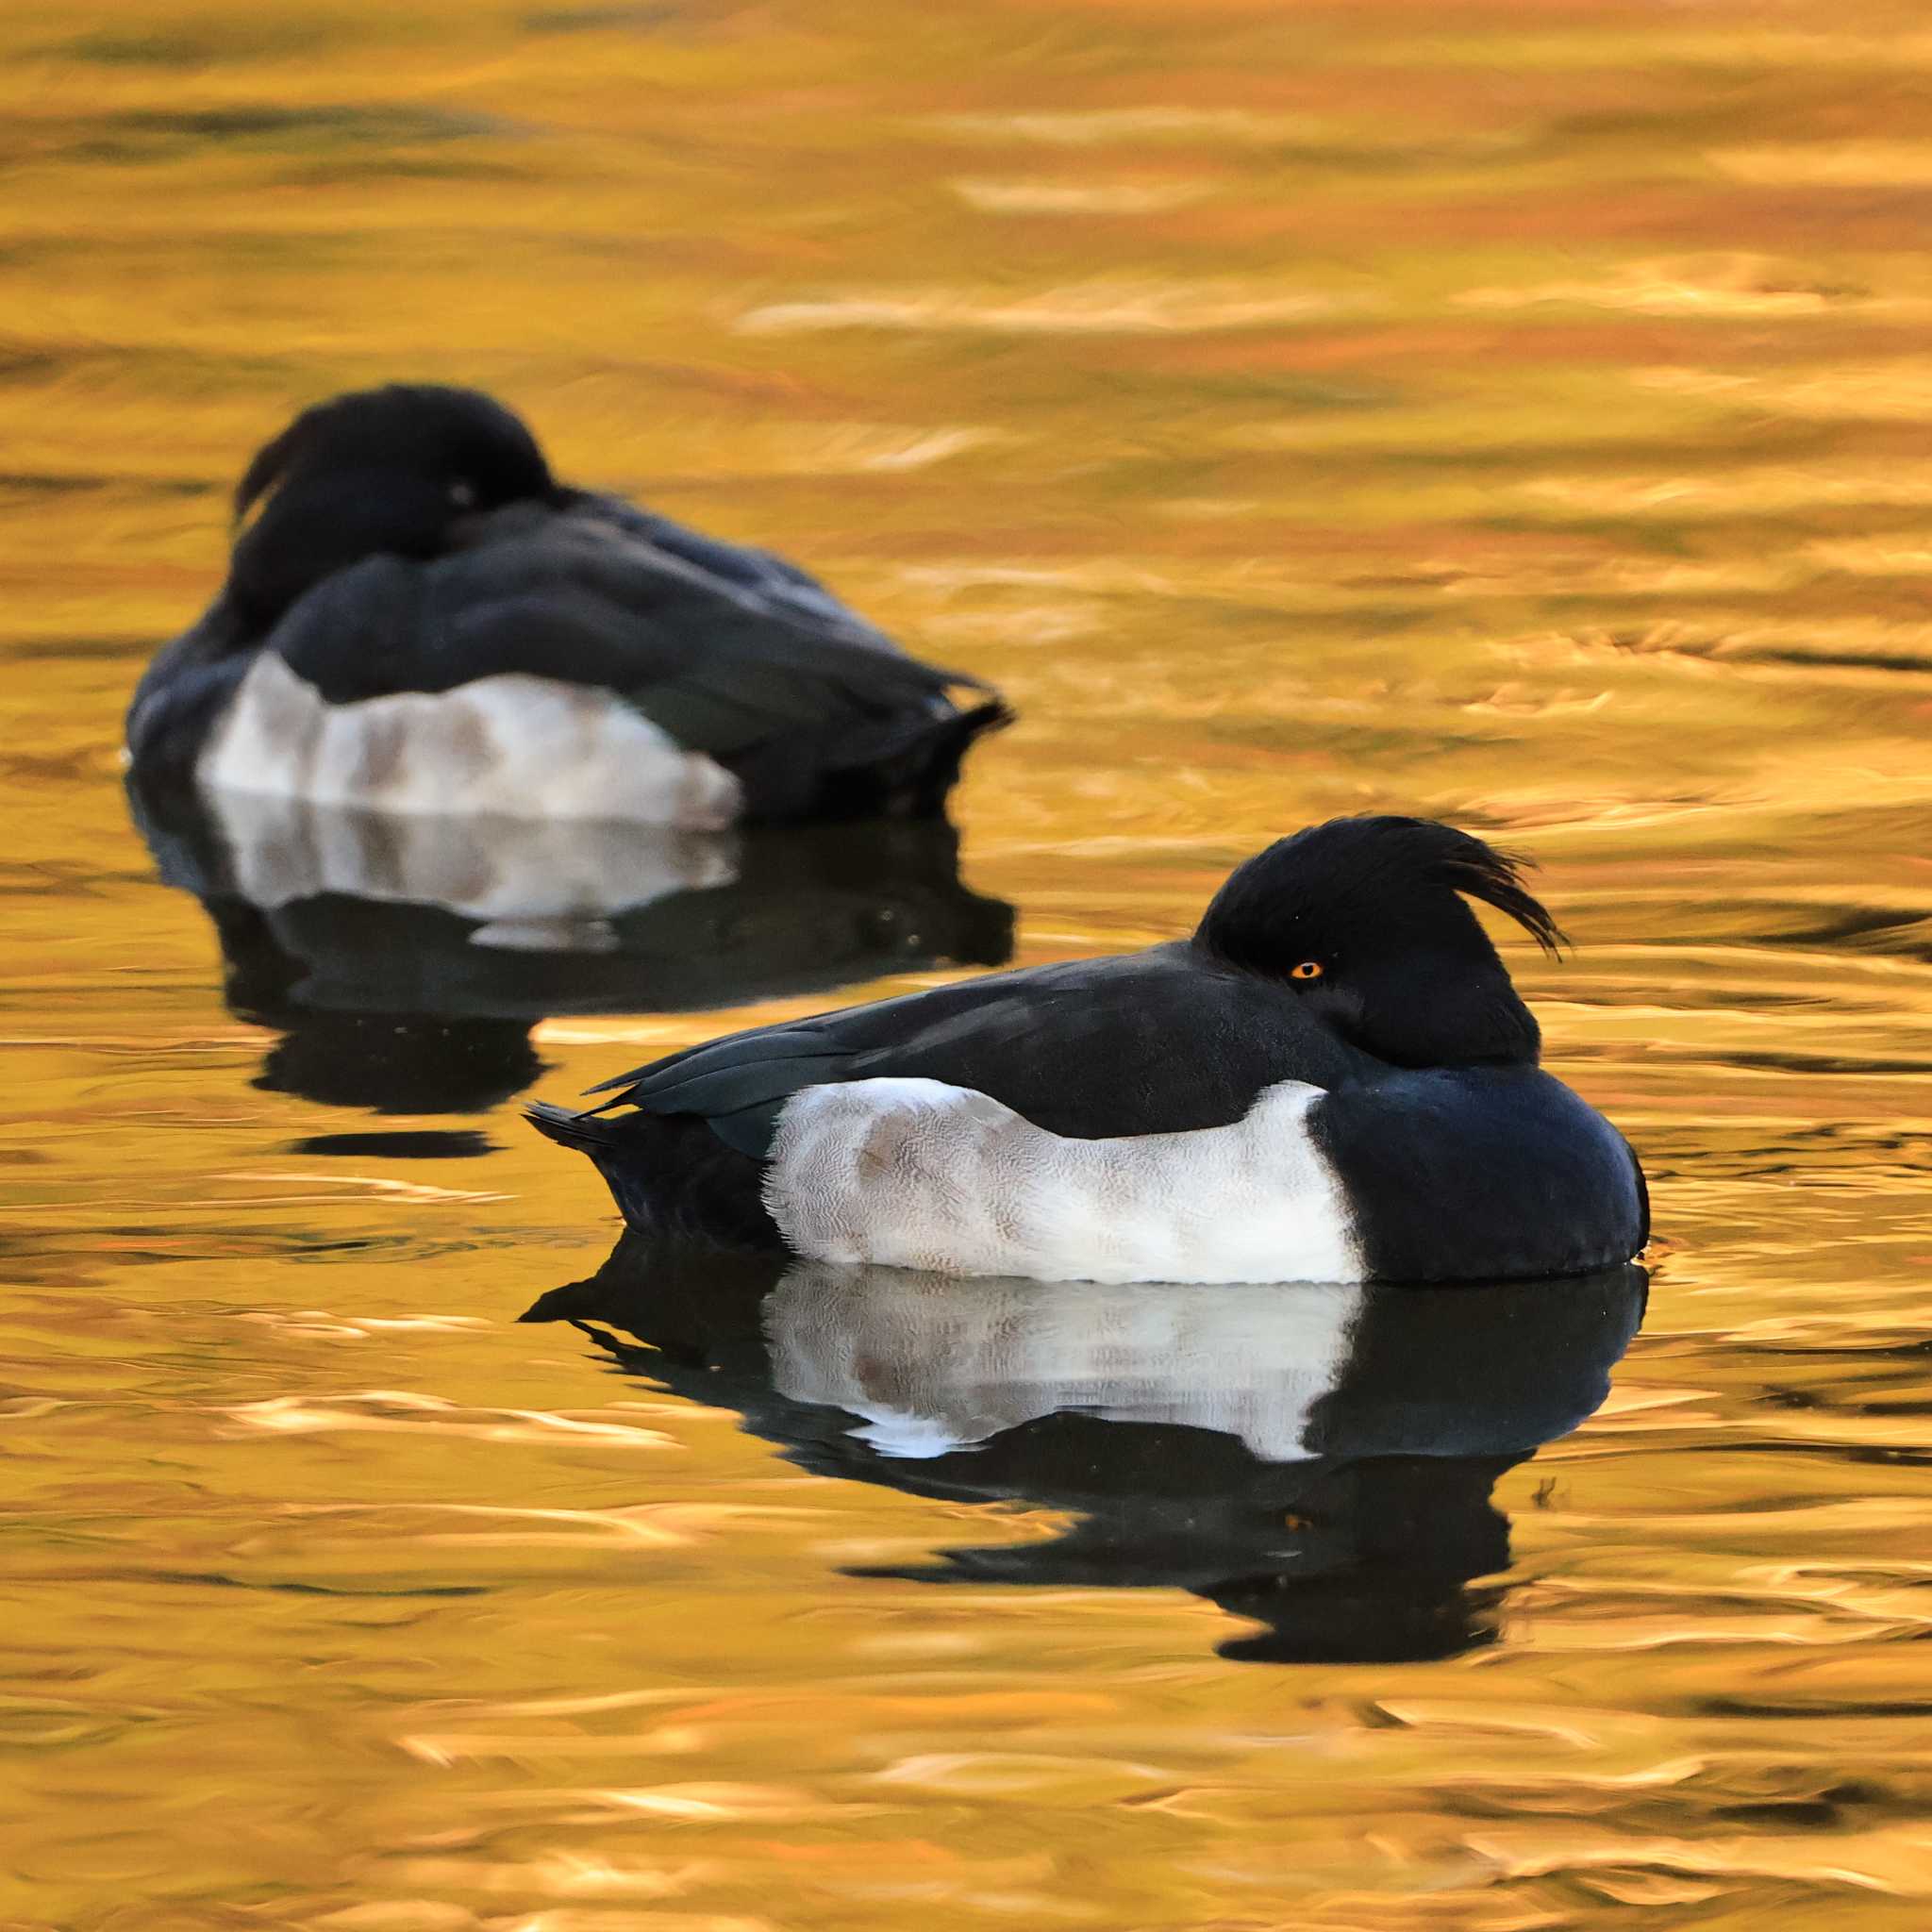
(225, 384, 560, 629)
(1194, 815, 1566, 1068)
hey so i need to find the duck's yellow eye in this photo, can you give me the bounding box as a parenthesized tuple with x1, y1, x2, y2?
(1290, 959, 1324, 981)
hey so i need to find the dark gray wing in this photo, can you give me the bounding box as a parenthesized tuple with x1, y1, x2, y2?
(587, 941, 1375, 1154)
(568, 492, 903, 655)
(264, 512, 983, 757)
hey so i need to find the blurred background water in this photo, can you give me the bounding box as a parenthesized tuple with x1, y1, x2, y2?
(6, 0, 1932, 1925)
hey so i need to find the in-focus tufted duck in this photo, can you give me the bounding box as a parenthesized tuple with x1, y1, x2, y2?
(125, 384, 1009, 823)
(529, 815, 1649, 1283)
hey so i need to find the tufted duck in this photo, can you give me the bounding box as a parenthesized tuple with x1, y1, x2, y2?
(125, 384, 1009, 824)
(529, 815, 1648, 1283)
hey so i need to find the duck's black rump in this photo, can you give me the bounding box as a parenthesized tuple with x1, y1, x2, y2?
(528, 1101, 775, 1247)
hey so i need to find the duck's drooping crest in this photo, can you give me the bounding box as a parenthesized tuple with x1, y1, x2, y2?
(531, 814, 1649, 1284)
(1197, 816, 1563, 974)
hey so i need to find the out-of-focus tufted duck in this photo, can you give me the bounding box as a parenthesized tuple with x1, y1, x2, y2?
(125, 384, 1008, 824)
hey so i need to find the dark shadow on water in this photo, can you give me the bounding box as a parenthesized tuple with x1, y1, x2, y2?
(128, 775, 1014, 1115)
(285, 1129, 497, 1160)
(524, 1237, 1648, 1666)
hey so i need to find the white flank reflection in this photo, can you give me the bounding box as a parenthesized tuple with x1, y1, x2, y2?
(204, 787, 739, 941)
(766, 1264, 1367, 1461)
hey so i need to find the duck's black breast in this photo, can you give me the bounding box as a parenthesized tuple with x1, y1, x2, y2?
(595, 941, 1383, 1152)
(1310, 1067, 1649, 1283)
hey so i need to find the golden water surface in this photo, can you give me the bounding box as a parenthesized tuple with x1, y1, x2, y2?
(7, 0, 1932, 1924)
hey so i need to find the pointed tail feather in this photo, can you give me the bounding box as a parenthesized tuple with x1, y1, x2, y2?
(526, 1100, 779, 1248)
(874, 697, 1013, 818)
(525, 1101, 654, 1225)
(730, 695, 1014, 822)
(525, 1099, 618, 1152)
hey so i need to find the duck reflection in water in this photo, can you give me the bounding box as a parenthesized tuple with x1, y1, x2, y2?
(128, 776, 1013, 1118)
(525, 1239, 1647, 1665)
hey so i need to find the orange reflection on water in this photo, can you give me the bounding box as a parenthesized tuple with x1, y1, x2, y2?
(6, 0, 1932, 1928)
